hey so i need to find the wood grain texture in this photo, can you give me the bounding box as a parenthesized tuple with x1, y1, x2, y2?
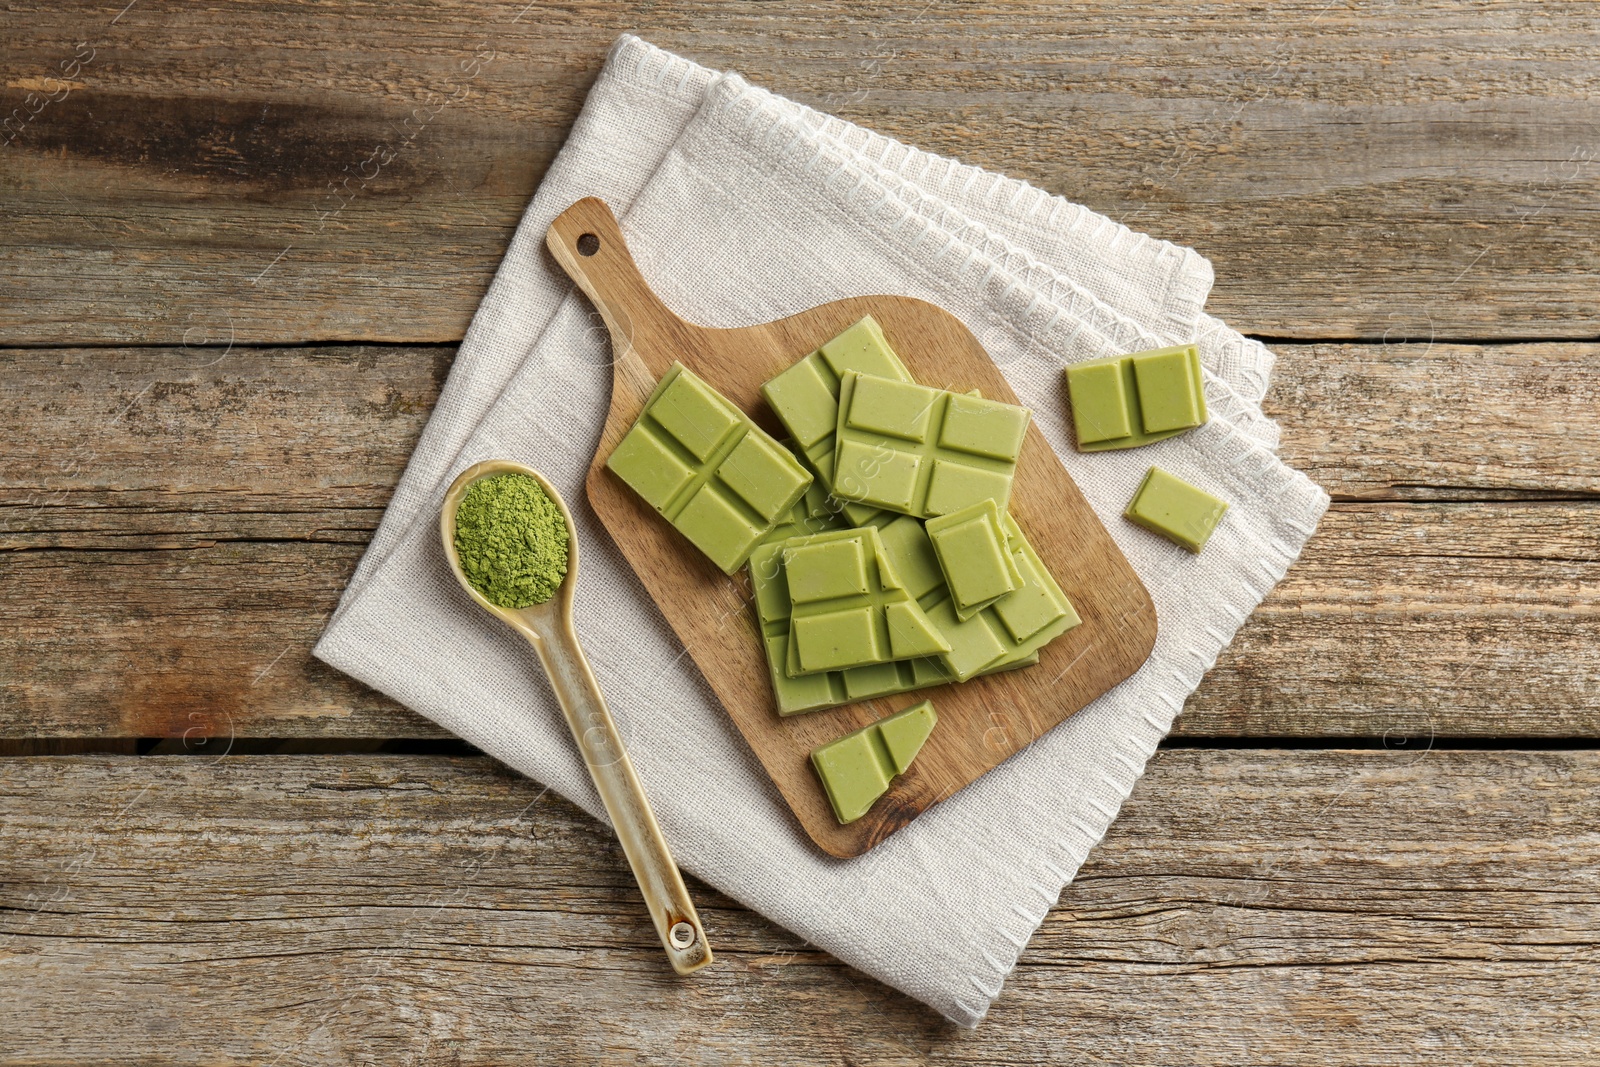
(4, 342, 1596, 740)
(5, 0, 1598, 1051)
(1271, 341, 1600, 500)
(4, 2, 1599, 345)
(548, 197, 1154, 855)
(3, 750, 1596, 1064)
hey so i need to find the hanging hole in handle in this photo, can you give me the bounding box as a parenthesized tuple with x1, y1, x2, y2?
(668, 921, 696, 950)
(576, 233, 600, 257)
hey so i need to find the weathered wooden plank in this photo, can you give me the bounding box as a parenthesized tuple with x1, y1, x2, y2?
(4, 2, 1599, 344)
(5, 340, 1594, 518)
(1273, 341, 1600, 500)
(1, 751, 1595, 1063)
(0, 345, 450, 550)
(3, 343, 1597, 739)
(6, 502, 1595, 739)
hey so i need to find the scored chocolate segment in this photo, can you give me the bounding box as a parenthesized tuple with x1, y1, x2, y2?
(1123, 466, 1230, 553)
(832, 370, 1030, 518)
(1065, 342, 1207, 451)
(924, 498, 1024, 621)
(810, 700, 939, 824)
(606, 362, 813, 574)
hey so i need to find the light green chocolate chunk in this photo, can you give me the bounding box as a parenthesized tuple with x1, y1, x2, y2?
(923, 460, 1013, 517)
(606, 363, 812, 574)
(760, 358, 839, 450)
(1124, 466, 1229, 553)
(938, 393, 1032, 461)
(832, 439, 921, 512)
(923, 597, 1010, 679)
(783, 527, 949, 676)
(1062, 360, 1132, 445)
(818, 316, 907, 380)
(674, 485, 764, 573)
(924, 499, 1022, 621)
(1065, 343, 1206, 451)
(870, 511, 1080, 681)
(993, 540, 1072, 642)
(810, 700, 938, 824)
(762, 635, 839, 710)
(651, 370, 740, 462)
(717, 433, 814, 522)
(810, 730, 890, 824)
(833, 371, 1028, 518)
(1132, 347, 1204, 433)
(606, 428, 695, 510)
(992, 511, 1081, 639)
(760, 315, 912, 483)
(786, 538, 869, 603)
(991, 513, 1081, 651)
(876, 699, 937, 774)
(883, 600, 949, 658)
(909, 655, 950, 688)
(793, 606, 884, 673)
(844, 374, 937, 440)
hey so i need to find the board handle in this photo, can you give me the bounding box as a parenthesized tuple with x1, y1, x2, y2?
(546, 197, 684, 362)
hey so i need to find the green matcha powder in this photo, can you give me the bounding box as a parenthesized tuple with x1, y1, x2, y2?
(454, 473, 571, 608)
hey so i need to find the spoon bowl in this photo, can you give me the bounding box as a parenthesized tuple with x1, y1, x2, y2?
(440, 458, 712, 975)
(440, 459, 580, 645)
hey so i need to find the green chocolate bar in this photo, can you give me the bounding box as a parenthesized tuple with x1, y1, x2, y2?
(832, 372, 1030, 518)
(924, 498, 1022, 620)
(606, 363, 812, 574)
(871, 511, 1080, 681)
(1124, 466, 1229, 553)
(810, 699, 937, 824)
(781, 527, 949, 676)
(1065, 343, 1206, 451)
(748, 537, 1036, 715)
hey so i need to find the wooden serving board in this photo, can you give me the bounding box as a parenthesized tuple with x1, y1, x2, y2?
(547, 197, 1157, 858)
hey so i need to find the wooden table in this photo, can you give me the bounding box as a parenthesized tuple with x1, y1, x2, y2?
(4, 3, 1597, 1062)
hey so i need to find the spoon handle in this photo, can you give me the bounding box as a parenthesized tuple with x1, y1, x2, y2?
(523, 617, 713, 975)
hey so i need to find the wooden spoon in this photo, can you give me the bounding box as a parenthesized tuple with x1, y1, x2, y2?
(440, 458, 712, 974)
(546, 197, 1156, 858)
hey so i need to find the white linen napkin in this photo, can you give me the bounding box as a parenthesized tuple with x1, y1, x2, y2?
(315, 34, 1328, 1026)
